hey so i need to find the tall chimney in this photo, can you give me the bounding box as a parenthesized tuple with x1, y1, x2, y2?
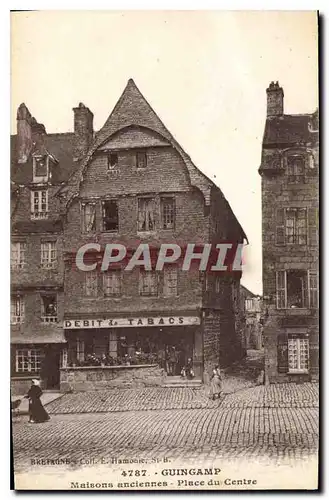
(266, 81, 284, 117)
(16, 103, 33, 163)
(73, 103, 94, 160)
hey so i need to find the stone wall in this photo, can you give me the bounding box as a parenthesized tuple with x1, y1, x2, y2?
(60, 364, 165, 391)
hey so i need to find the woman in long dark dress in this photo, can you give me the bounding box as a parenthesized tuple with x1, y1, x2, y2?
(25, 379, 50, 423)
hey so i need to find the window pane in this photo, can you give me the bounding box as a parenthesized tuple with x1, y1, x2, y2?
(163, 267, 177, 297)
(108, 153, 118, 169)
(139, 271, 157, 296)
(86, 271, 98, 296)
(41, 295, 57, 322)
(35, 157, 47, 177)
(288, 338, 309, 372)
(41, 242, 57, 267)
(136, 152, 147, 169)
(31, 190, 48, 218)
(138, 198, 155, 231)
(162, 198, 175, 229)
(16, 349, 42, 373)
(104, 271, 122, 296)
(102, 201, 118, 232)
(287, 271, 307, 308)
(287, 156, 305, 183)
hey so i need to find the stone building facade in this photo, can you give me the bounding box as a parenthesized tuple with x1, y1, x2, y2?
(259, 82, 319, 383)
(11, 79, 246, 394)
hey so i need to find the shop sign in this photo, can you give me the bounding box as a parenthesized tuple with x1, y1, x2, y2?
(64, 316, 200, 329)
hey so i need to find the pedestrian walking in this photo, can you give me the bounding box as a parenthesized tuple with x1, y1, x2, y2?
(25, 379, 50, 424)
(209, 365, 222, 400)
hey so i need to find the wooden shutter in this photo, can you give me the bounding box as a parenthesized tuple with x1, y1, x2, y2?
(276, 208, 285, 245)
(308, 208, 318, 246)
(276, 271, 286, 309)
(308, 270, 319, 309)
(277, 334, 288, 373)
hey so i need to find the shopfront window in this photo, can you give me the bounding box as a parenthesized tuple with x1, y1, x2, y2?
(69, 330, 161, 367)
(16, 348, 43, 373)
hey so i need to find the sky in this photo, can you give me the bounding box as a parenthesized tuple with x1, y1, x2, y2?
(10, 11, 318, 294)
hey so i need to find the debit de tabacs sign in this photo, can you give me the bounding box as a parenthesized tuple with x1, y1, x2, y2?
(64, 316, 201, 329)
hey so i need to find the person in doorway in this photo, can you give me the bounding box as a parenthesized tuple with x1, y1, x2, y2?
(167, 347, 178, 376)
(181, 358, 195, 380)
(157, 346, 166, 370)
(24, 379, 50, 424)
(209, 365, 222, 400)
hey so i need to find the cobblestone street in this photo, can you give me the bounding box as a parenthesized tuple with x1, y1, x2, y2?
(13, 382, 319, 490)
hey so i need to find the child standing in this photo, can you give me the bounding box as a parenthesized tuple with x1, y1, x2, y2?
(210, 365, 222, 400)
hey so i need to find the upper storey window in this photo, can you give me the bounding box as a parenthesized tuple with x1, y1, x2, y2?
(82, 202, 96, 233)
(161, 197, 175, 229)
(276, 208, 318, 246)
(33, 155, 49, 183)
(136, 151, 147, 169)
(108, 153, 118, 171)
(11, 242, 26, 269)
(138, 197, 156, 231)
(287, 155, 305, 184)
(31, 190, 48, 220)
(102, 200, 119, 232)
(276, 270, 318, 309)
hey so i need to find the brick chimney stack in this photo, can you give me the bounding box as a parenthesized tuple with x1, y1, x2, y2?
(73, 103, 94, 160)
(266, 81, 284, 117)
(16, 103, 33, 163)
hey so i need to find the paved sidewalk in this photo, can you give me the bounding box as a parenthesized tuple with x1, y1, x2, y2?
(12, 392, 63, 416)
(42, 383, 318, 415)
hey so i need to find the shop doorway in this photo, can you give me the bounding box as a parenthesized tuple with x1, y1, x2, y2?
(164, 330, 194, 376)
(42, 346, 60, 390)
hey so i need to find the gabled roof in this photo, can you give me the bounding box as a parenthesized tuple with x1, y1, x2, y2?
(60, 79, 246, 239)
(61, 79, 217, 206)
(263, 113, 317, 147)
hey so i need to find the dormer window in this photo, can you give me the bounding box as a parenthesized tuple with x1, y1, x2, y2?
(33, 155, 49, 182)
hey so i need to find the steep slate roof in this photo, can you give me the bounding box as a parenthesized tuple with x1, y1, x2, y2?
(60, 78, 246, 239)
(11, 132, 75, 185)
(61, 79, 212, 202)
(263, 114, 313, 147)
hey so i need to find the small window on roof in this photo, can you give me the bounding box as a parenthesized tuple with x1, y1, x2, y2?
(33, 156, 49, 182)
